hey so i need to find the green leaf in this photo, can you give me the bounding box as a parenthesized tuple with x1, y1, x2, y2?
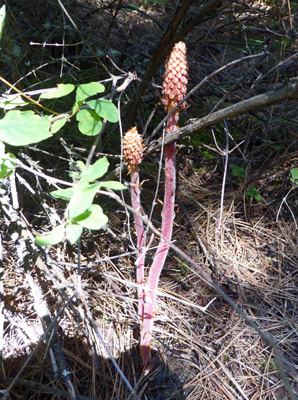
(0, 110, 51, 146)
(39, 84, 75, 99)
(0, 143, 16, 178)
(51, 117, 68, 133)
(76, 109, 102, 136)
(0, 5, 5, 41)
(76, 160, 87, 171)
(51, 187, 74, 200)
(80, 157, 109, 182)
(35, 224, 65, 246)
(73, 204, 108, 230)
(230, 164, 246, 179)
(65, 224, 83, 244)
(87, 99, 119, 123)
(0, 155, 16, 178)
(0, 94, 28, 110)
(68, 181, 101, 220)
(76, 82, 105, 103)
(69, 172, 81, 179)
(246, 187, 261, 201)
(290, 168, 298, 184)
(273, 144, 282, 151)
(12, 44, 21, 58)
(99, 181, 127, 190)
(72, 100, 84, 114)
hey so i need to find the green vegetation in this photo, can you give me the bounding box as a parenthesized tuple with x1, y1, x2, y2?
(230, 164, 246, 180)
(0, 78, 123, 246)
(35, 157, 126, 246)
(1, 1, 298, 399)
(246, 186, 261, 202)
(0, 6, 125, 247)
(290, 168, 298, 184)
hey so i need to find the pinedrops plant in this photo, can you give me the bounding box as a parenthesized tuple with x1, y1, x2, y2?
(123, 127, 146, 322)
(140, 42, 188, 369)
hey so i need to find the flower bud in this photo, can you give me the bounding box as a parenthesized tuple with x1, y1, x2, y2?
(123, 127, 143, 168)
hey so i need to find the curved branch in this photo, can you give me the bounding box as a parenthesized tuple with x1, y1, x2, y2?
(127, 0, 226, 127)
(145, 79, 298, 155)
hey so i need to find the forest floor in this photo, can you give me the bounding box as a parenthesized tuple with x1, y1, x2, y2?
(0, 1, 298, 399)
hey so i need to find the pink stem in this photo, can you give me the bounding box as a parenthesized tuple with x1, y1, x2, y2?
(140, 111, 178, 369)
(130, 165, 146, 323)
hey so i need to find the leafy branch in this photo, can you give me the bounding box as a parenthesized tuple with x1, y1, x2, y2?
(35, 157, 126, 246)
(0, 78, 124, 246)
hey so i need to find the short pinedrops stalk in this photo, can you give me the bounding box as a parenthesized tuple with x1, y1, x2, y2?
(140, 42, 188, 369)
(123, 127, 146, 321)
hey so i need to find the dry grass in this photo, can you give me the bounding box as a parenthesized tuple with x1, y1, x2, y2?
(1, 0, 298, 399)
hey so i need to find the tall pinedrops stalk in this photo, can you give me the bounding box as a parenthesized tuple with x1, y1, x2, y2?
(123, 127, 146, 321)
(141, 42, 188, 369)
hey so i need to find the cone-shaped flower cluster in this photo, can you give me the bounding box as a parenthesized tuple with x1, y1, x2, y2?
(123, 127, 143, 171)
(161, 41, 188, 111)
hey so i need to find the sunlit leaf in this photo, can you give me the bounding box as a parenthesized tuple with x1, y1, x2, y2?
(66, 224, 83, 244)
(76, 109, 102, 136)
(51, 187, 74, 200)
(290, 168, 298, 184)
(0, 5, 5, 41)
(99, 181, 127, 190)
(51, 117, 68, 133)
(68, 181, 101, 220)
(39, 84, 75, 99)
(73, 204, 108, 230)
(76, 82, 105, 102)
(72, 100, 84, 114)
(76, 160, 87, 171)
(0, 110, 51, 146)
(87, 99, 119, 123)
(0, 94, 27, 110)
(35, 224, 65, 246)
(80, 157, 109, 182)
(0, 143, 16, 178)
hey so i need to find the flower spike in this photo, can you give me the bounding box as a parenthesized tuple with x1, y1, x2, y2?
(123, 126, 143, 171)
(162, 41, 188, 112)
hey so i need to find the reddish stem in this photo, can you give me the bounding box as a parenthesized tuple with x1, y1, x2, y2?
(130, 165, 146, 323)
(140, 110, 178, 370)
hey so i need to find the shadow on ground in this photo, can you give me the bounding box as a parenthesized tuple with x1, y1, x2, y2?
(1, 337, 185, 400)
